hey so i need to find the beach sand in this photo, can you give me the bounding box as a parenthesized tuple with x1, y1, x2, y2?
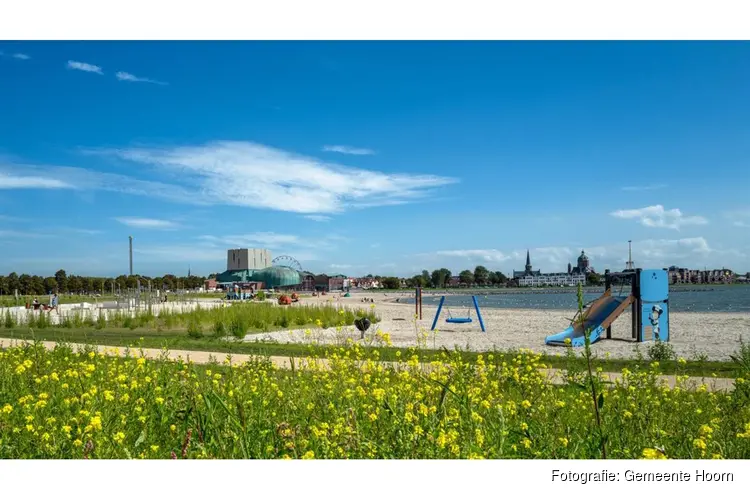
(252, 291, 750, 361)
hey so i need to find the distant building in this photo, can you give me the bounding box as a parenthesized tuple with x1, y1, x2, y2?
(350, 277, 380, 289)
(513, 249, 586, 287)
(328, 274, 348, 291)
(204, 278, 217, 291)
(667, 267, 734, 284)
(226, 248, 272, 271)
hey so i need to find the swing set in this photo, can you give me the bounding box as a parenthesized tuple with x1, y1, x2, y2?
(430, 295, 486, 332)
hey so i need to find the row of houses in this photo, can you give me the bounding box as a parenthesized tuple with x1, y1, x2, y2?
(667, 267, 735, 284)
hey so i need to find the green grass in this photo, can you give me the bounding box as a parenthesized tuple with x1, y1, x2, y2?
(0, 325, 741, 378)
(0, 294, 120, 307)
(2, 340, 749, 458)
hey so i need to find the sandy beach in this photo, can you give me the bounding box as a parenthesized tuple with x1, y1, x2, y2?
(253, 291, 750, 361)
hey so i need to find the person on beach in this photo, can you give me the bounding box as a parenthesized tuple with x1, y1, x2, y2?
(49, 293, 59, 313)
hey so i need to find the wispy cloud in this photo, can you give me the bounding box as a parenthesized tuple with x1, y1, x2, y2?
(114, 217, 179, 229)
(11, 53, 30, 60)
(434, 249, 511, 263)
(724, 208, 750, 228)
(115, 71, 167, 86)
(322, 145, 376, 156)
(0, 173, 72, 189)
(97, 141, 456, 213)
(329, 264, 352, 270)
(66, 61, 103, 74)
(0, 229, 50, 239)
(620, 184, 668, 192)
(0, 161, 199, 204)
(610, 205, 708, 230)
(303, 215, 331, 222)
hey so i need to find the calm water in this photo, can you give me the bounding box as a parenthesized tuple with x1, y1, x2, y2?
(404, 286, 750, 313)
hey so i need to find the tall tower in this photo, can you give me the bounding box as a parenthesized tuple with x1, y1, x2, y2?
(626, 240, 634, 270)
(129, 236, 133, 276)
(525, 250, 532, 274)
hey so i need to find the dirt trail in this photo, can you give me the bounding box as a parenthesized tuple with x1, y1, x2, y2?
(0, 337, 737, 392)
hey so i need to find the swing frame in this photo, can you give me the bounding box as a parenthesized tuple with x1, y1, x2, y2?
(431, 295, 486, 332)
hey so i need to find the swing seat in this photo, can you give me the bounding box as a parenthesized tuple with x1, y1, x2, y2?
(446, 317, 473, 324)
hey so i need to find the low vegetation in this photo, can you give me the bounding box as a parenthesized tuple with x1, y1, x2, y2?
(2, 302, 380, 338)
(1, 339, 749, 459)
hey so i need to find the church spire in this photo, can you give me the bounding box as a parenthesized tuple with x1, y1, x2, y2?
(525, 249, 532, 272)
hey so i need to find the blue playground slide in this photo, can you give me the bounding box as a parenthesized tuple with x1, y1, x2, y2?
(545, 295, 629, 347)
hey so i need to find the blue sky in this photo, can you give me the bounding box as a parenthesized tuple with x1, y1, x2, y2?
(1, 41, 749, 278)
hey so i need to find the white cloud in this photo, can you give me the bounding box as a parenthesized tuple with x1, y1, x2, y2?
(0, 229, 50, 239)
(199, 231, 340, 252)
(114, 217, 179, 229)
(322, 145, 376, 155)
(620, 184, 667, 192)
(115, 71, 167, 85)
(134, 244, 223, 263)
(99, 141, 456, 213)
(434, 249, 511, 263)
(66, 61, 103, 74)
(724, 209, 750, 228)
(610, 205, 708, 230)
(12, 53, 30, 60)
(0, 173, 72, 189)
(329, 264, 352, 270)
(303, 215, 331, 222)
(0, 161, 199, 204)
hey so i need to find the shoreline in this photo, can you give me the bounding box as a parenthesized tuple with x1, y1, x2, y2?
(259, 293, 750, 361)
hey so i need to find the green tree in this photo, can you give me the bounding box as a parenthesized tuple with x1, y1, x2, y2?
(586, 272, 603, 286)
(459, 269, 475, 286)
(381, 277, 401, 289)
(7, 273, 20, 295)
(54, 269, 68, 293)
(431, 268, 452, 288)
(473, 265, 489, 286)
(421, 270, 431, 287)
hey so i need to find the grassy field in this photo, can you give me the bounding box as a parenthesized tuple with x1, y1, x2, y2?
(3, 301, 380, 337)
(1, 339, 749, 459)
(0, 294, 121, 308)
(0, 325, 743, 378)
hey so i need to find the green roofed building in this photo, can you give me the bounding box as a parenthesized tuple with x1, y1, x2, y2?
(215, 248, 302, 289)
(251, 266, 302, 288)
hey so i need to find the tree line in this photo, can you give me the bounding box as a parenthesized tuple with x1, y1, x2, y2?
(0, 269, 207, 296)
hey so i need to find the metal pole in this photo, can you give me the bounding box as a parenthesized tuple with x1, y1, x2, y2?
(431, 296, 445, 331)
(129, 236, 133, 276)
(472, 295, 486, 332)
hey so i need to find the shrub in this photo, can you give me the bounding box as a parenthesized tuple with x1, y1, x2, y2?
(647, 339, 675, 362)
(187, 319, 204, 339)
(255, 291, 266, 301)
(3, 310, 16, 329)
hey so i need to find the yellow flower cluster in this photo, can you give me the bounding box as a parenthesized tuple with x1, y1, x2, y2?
(0, 340, 749, 459)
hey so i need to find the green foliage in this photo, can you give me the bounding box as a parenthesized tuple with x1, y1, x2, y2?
(647, 339, 676, 362)
(187, 318, 204, 339)
(1, 343, 749, 459)
(3, 310, 15, 329)
(380, 277, 401, 289)
(255, 291, 266, 301)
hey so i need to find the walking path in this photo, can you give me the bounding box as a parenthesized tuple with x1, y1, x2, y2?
(0, 337, 737, 391)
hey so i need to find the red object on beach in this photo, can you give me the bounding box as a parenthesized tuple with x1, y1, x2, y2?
(278, 295, 292, 305)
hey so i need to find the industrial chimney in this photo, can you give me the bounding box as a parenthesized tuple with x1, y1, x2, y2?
(129, 236, 133, 276)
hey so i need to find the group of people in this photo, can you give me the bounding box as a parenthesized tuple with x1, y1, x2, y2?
(30, 293, 59, 312)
